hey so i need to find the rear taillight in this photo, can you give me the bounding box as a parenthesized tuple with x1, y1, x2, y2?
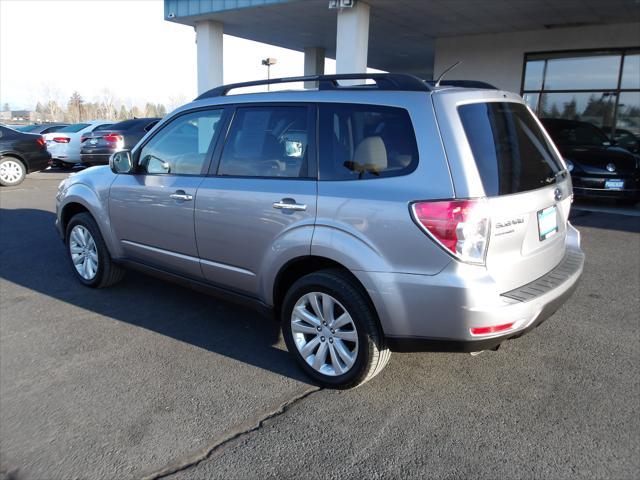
(80, 135, 90, 142)
(53, 137, 70, 143)
(411, 199, 490, 265)
(36, 136, 46, 147)
(104, 133, 123, 144)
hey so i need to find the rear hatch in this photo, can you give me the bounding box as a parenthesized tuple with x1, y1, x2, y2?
(434, 91, 571, 292)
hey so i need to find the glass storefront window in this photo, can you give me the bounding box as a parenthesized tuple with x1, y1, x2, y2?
(544, 55, 621, 90)
(523, 92, 540, 111)
(621, 54, 640, 90)
(539, 92, 617, 128)
(523, 60, 544, 91)
(522, 48, 640, 148)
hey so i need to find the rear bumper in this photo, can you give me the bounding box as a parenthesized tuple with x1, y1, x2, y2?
(356, 223, 584, 351)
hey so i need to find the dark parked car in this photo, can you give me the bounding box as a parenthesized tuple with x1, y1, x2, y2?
(14, 123, 69, 134)
(80, 118, 160, 165)
(541, 118, 640, 201)
(0, 125, 51, 186)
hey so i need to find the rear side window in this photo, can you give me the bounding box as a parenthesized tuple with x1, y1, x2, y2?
(217, 106, 310, 178)
(458, 102, 562, 196)
(59, 123, 90, 133)
(319, 103, 418, 180)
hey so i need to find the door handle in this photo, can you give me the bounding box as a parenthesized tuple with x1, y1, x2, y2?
(273, 198, 307, 211)
(170, 190, 193, 201)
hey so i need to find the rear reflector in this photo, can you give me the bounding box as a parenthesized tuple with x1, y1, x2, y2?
(53, 137, 70, 143)
(411, 199, 490, 264)
(470, 323, 514, 336)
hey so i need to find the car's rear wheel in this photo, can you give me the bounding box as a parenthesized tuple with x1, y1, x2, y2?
(0, 157, 26, 186)
(65, 213, 125, 288)
(281, 269, 390, 389)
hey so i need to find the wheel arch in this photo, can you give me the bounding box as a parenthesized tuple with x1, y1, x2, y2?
(0, 152, 28, 171)
(271, 255, 386, 335)
(59, 185, 122, 258)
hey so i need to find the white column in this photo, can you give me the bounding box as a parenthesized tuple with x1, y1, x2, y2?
(304, 47, 325, 88)
(335, 1, 370, 74)
(195, 20, 223, 94)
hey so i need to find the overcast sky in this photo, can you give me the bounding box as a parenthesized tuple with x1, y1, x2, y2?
(0, 0, 340, 110)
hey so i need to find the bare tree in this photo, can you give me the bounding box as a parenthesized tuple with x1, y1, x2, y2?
(67, 91, 84, 123)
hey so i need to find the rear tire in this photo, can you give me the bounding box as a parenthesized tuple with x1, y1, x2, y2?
(281, 269, 390, 389)
(65, 213, 125, 288)
(0, 156, 26, 186)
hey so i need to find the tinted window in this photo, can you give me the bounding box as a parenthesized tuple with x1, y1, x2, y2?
(218, 106, 310, 178)
(110, 119, 158, 131)
(138, 109, 223, 175)
(93, 123, 113, 132)
(42, 125, 66, 134)
(318, 103, 418, 180)
(459, 102, 562, 196)
(59, 123, 90, 133)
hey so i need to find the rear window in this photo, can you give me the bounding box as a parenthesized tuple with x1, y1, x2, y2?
(319, 103, 418, 180)
(458, 102, 562, 196)
(59, 123, 90, 133)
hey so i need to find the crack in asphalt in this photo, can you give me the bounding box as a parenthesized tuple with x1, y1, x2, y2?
(140, 386, 320, 480)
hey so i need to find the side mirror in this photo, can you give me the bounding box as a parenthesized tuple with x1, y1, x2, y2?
(110, 150, 133, 174)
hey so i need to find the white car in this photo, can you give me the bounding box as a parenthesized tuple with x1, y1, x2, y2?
(44, 120, 113, 168)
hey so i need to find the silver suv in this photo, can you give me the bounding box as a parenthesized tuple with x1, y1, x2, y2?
(56, 74, 584, 388)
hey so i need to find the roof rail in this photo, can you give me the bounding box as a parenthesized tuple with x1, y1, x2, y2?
(195, 73, 431, 99)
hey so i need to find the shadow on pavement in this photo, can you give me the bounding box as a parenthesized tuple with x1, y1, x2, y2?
(0, 207, 310, 385)
(569, 209, 640, 234)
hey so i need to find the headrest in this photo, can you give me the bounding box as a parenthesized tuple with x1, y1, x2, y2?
(353, 136, 387, 172)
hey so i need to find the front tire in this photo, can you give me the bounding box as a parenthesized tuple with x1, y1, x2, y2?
(65, 213, 125, 288)
(281, 269, 390, 389)
(0, 156, 26, 186)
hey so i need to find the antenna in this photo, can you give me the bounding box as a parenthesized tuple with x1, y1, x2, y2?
(434, 61, 461, 87)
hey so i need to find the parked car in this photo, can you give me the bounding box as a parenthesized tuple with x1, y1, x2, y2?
(44, 121, 113, 168)
(541, 118, 640, 201)
(0, 124, 51, 186)
(602, 126, 640, 154)
(14, 123, 70, 134)
(80, 118, 160, 166)
(55, 74, 584, 388)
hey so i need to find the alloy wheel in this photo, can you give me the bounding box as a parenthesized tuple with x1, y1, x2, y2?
(69, 225, 99, 280)
(291, 292, 359, 376)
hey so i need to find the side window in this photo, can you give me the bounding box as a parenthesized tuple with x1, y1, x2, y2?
(138, 110, 223, 175)
(318, 103, 418, 180)
(217, 106, 310, 178)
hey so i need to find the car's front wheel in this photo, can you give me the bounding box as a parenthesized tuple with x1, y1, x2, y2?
(0, 156, 26, 186)
(281, 269, 390, 389)
(65, 213, 125, 288)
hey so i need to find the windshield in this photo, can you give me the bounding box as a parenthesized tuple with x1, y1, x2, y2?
(458, 102, 563, 196)
(543, 121, 611, 147)
(58, 123, 90, 133)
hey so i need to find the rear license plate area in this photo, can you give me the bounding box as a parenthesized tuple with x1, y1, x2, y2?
(537, 206, 558, 241)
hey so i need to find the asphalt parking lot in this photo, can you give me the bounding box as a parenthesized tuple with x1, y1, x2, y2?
(1, 171, 639, 480)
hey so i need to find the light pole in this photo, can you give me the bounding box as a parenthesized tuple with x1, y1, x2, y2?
(261, 57, 277, 90)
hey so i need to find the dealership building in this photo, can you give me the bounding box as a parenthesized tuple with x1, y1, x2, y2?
(165, 0, 639, 133)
